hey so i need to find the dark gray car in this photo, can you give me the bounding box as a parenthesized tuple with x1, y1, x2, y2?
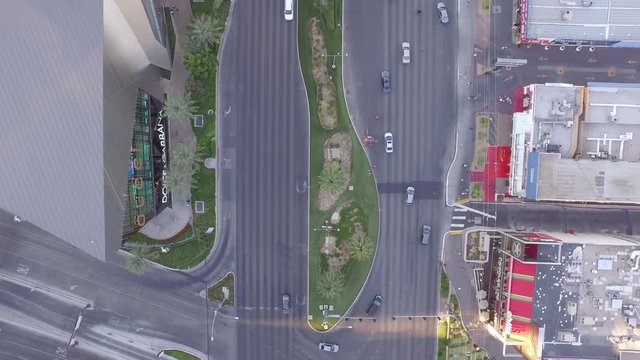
(367, 295, 384, 316)
(421, 225, 431, 245)
(381, 70, 391, 93)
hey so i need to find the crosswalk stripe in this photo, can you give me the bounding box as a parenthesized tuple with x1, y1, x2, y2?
(452, 216, 466, 220)
(454, 208, 467, 212)
(450, 223, 465, 228)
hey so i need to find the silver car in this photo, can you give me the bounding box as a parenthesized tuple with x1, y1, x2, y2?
(319, 342, 339, 352)
(437, 2, 449, 24)
(282, 294, 290, 314)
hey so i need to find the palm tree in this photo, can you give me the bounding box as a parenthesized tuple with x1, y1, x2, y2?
(184, 14, 223, 52)
(163, 169, 192, 197)
(171, 141, 203, 172)
(350, 234, 374, 261)
(126, 247, 158, 275)
(317, 161, 347, 195)
(317, 271, 345, 301)
(162, 92, 196, 125)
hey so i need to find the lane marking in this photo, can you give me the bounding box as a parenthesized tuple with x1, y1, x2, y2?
(452, 216, 466, 220)
(451, 224, 465, 228)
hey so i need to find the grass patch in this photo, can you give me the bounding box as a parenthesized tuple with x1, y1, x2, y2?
(472, 115, 490, 171)
(301, 0, 379, 331)
(437, 292, 490, 360)
(440, 270, 450, 299)
(451, 293, 460, 314)
(164, 8, 176, 63)
(470, 183, 483, 201)
(123, 227, 222, 269)
(164, 349, 200, 360)
(207, 272, 235, 305)
(482, 0, 491, 10)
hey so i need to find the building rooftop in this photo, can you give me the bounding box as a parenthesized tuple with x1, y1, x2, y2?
(534, 241, 640, 358)
(512, 83, 640, 203)
(535, 154, 640, 203)
(523, 0, 640, 43)
(580, 83, 640, 162)
(529, 83, 584, 158)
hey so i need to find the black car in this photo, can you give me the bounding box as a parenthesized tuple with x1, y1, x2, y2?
(381, 70, 391, 93)
(367, 295, 384, 316)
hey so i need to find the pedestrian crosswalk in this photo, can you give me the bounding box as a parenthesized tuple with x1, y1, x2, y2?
(450, 207, 469, 230)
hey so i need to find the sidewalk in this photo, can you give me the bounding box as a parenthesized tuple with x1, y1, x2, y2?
(444, 0, 524, 358)
(139, 0, 197, 241)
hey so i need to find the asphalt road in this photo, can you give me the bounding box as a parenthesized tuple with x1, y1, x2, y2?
(337, 0, 458, 358)
(0, 213, 211, 360)
(217, 0, 311, 358)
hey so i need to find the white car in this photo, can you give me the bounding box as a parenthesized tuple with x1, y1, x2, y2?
(402, 42, 411, 64)
(406, 186, 415, 204)
(319, 342, 339, 352)
(437, 2, 449, 24)
(284, 0, 294, 21)
(384, 132, 393, 153)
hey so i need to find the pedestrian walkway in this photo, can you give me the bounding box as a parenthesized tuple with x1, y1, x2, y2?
(139, 0, 197, 241)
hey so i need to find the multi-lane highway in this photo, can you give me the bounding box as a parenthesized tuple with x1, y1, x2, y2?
(338, 0, 458, 358)
(217, 0, 311, 358)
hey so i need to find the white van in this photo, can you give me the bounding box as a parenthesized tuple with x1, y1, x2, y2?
(284, 0, 294, 21)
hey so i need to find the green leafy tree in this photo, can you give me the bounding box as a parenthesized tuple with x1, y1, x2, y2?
(184, 14, 223, 52)
(162, 92, 196, 125)
(317, 271, 345, 301)
(350, 234, 374, 261)
(318, 161, 347, 195)
(126, 247, 158, 275)
(184, 47, 217, 81)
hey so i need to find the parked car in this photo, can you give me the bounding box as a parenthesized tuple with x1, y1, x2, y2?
(384, 132, 393, 153)
(405, 186, 415, 204)
(421, 225, 431, 245)
(284, 0, 294, 21)
(367, 295, 384, 316)
(282, 294, 290, 314)
(402, 42, 411, 64)
(319, 342, 340, 352)
(437, 2, 449, 24)
(381, 70, 391, 93)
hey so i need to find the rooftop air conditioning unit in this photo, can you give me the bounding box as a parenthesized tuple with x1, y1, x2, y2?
(609, 112, 617, 122)
(562, 10, 573, 21)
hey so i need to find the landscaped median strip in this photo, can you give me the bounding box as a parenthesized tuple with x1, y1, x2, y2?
(300, 0, 379, 332)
